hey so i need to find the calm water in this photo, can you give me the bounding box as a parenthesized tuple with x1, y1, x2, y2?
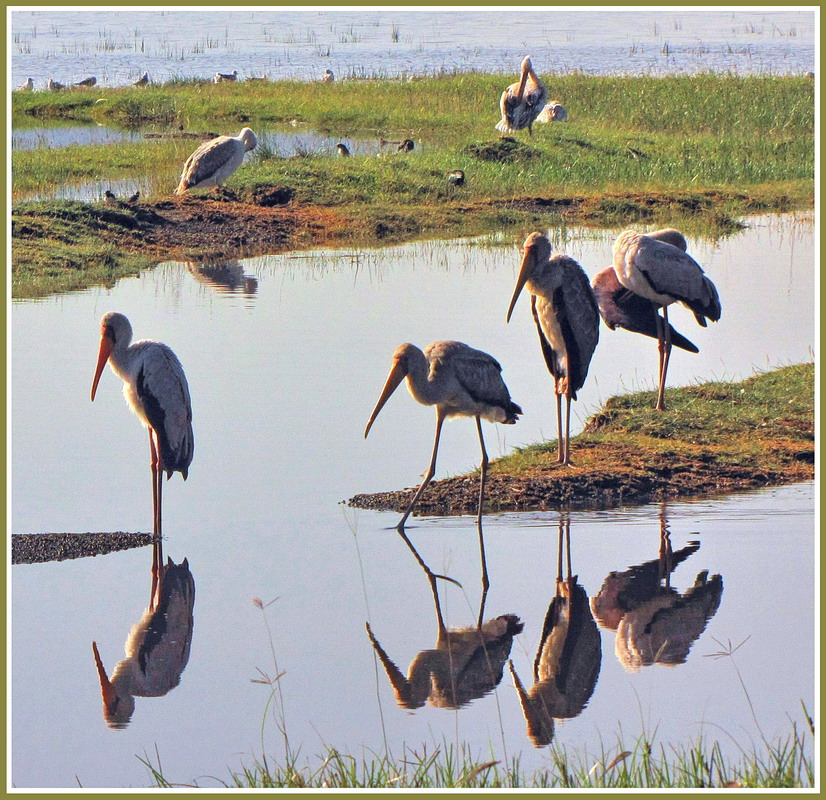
(10, 8, 815, 89)
(10, 214, 815, 788)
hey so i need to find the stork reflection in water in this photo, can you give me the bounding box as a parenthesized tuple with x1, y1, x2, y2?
(364, 341, 521, 531)
(509, 515, 601, 747)
(507, 232, 599, 466)
(92, 548, 195, 728)
(590, 505, 723, 671)
(611, 228, 721, 410)
(366, 519, 523, 710)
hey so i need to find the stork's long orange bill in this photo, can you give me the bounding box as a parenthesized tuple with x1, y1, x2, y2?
(90, 333, 114, 401)
(92, 641, 117, 710)
(364, 359, 407, 438)
(506, 243, 536, 323)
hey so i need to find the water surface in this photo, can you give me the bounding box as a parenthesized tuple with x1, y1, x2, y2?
(11, 214, 815, 787)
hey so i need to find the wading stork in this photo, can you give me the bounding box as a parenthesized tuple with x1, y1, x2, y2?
(611, 228, 721, 410)
(90, 312, 194, 582)
(364, 341, 522, 530)
(496, 56, 547, 136)
(174, 128, 257, 194)
(506, 232, 599, 466)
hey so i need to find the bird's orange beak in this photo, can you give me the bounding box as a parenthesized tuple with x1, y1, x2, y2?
(90, 330, 113, 401)
(506, 243, 536, 323)
(516, 58, 531, 101)
(92, 641, 118, 712)
(364, 358, 407, 438)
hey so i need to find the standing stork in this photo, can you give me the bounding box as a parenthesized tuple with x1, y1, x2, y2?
(174, 127, 257, 194)
(91, 312, 194, 584)
(364, 341, 522, 531)
(495, 56, 547, 136)
(611, 228, 721, 410)
(506, 232, 599, 466)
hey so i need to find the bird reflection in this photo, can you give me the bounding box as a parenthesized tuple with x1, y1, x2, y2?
(366, 522, 523, 710)
(591, 506, 723, 671)
(185, 260, 258, 296)
(91, 544, 195, 729)
(509, 515, 601, 747)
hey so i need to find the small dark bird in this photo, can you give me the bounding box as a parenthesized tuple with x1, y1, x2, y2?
(104, 190, 118, 205)
(336, 143, 351, 156)
(447, 170, 465, 186)
(134, 72, 150, 87)
(74, 76, 97, 87)
(127, 191, 141, 204)
(48, 79, 65, 91)
(398, 139, 415, 152)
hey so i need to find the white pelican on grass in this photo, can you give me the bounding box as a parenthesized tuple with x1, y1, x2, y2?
(537, 100, 567, 123)
(174, 128, 257, 195)
(496, 56, 547, 135)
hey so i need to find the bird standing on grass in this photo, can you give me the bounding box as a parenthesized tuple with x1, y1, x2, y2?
(496, 56, 547, 135)
(364, 341, 521, 530)
(134, 72, 150, 87)
(18, 77, 34, 91)
(611, 228, 721, 410)
(174, 128, 257, 194)
(506, 232, 599, 466)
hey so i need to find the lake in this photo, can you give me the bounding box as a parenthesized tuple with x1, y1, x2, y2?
(10, 7, 815, 90)
(10, 213, 815, 788)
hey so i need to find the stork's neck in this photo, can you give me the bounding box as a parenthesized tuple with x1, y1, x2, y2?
(403, 347, 441, 406)
(107, 336, 140, 382)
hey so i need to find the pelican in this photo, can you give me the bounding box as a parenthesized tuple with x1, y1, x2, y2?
(364, 341, 522, 530)
(322, 69, 335, 83)
(336, 142, 351, 156)
(496, 56, 547, 136)
(90, 313, 194, 557)
(92, 556, 195, 728)
(48, 79, 65, 91)
(447, 169, 465, 186)
(74, 76, 97, 87)
(103, 190, 118, 205)
(18, 77, 34, 91)
(214, 70, 238, 83)
(537, 100, 567, 123)
(134, 72, 150, 87)
(612, 228, 721, 410)
(174, 127, 257, 195)
(506, 232, 600, 466)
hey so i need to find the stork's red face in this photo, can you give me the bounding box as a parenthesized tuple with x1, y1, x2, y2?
(90, 322, 115, 401)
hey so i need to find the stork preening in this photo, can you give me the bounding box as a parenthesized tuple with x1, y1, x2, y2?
(611, 228, 721, 410)
(174, 127, 257, 194)
(364, 341, 522, 531)
(90, 312, 194, 583)
(506, 232, 599, 466)
(496, 56, 547, 136)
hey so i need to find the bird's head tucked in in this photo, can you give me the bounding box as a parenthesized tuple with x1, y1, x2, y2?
(516, 56, 534, 99)
(91, 312, 132, 401)
(238, 127, 258, 152)
(507, 231, 553, 322)
(364, 343, 415, 438)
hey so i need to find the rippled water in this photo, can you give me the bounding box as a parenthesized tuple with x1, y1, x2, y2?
(10, 7, 815, 89)
(10, 214, 815, 787)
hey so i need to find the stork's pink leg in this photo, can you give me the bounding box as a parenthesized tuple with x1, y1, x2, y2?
(562, 395, 573, 466)
(474, 416, 490, 628)
(554, 391, 564, 464)
(659, 306, 673, 412)
(655, 311, 667, 411)
(397, 409, 445, 531)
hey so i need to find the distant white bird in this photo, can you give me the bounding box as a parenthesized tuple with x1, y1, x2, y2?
(91, 312, 194, 543)
(496, 56, 547, 135)
(48, 79, 65, 91)
(134, 72, 150, 87)
(92, 557, 195, 728)
(74, 76, 97, 87)
(18, 77, 34, 91)
(537, 100, 567, 123)
(506, 232, 600, 466)
(322, 69, 335, 83)
(174, 127, 257, 194)
(213, 70, 238, 83)
(364, 341, 522, 530)
(612, 228, 721, 410)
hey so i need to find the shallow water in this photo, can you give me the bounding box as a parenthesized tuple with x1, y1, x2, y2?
(10, 7, 815, 89)
(10, 213, 815, 787)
